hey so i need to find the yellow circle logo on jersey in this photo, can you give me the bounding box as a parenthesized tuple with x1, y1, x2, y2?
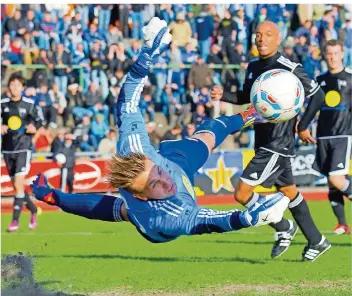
(325, 90, 341, 107)
(8, 116, 22, 130)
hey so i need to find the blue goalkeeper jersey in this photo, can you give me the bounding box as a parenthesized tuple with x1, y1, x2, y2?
(116, 72, 238, 243)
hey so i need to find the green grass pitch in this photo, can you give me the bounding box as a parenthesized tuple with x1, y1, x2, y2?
(1, 201, 351, 296)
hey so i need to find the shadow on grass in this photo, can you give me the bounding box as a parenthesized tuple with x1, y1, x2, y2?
(196, 240, 352, 248)
(280, 259, 304, 263)
(36, 280, 62, 287)
(35, 254, 265, 264)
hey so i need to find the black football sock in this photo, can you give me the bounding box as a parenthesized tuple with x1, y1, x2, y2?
(269, 218, 291, 232)
(289, 192, 322, 245)
(328, 188, 346, 225)
(13, 195, 24, 222)
(24, 191, 37, 214)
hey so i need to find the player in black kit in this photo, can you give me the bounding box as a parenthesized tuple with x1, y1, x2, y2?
(1, 73, 43, 232)
(211, 21, 330, 261)
(309, 40, 351, 234)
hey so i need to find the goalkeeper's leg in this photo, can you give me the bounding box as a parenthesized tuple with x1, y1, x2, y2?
(53, 191, 127, 222)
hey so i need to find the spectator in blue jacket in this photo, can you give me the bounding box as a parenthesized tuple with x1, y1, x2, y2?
(36, 83, 57, 128)
(66, 24, 83, 52)
(309, 25, 320, 47)
(73, 116, 94, 152)
(266, 4, 290, 41)
(75, 5, 90, 31)
(24, 9, 41, 37)
(295, 20, 312, 39)
(167, 42, 184, 100)
(130, 4, 145, 39)
(83, 23, 106, 53)
(193, 86, 211, 106)
(325, 18, 339, 40)
(172, 4, 187, 15)
(186, 7, 197, 37)
(160, 4, 175, 25)
(303, 47, 323, 79)
(195, 6, 214, 61)
(139, 93, 155, 122)
(97, 5, 113, 33)
(38, 12, 60, 50)
(343, 18, 352, 67)
(57, 14, 72, 44)
(192, 103, 208, 127)
(52, 43, 72, 96)
(90, 41, 109, 99)
(234, 7, 250, 52)
(72, 43, 91, 93)
(181, 42, 198, 80)
(126, 39, 141, 62)
(89, 113, 109, 150)
(295, 34, 309, 63)
(152, 51, 169, 104)
(161, 84, 183, 126)
(181, 42, 198, 65)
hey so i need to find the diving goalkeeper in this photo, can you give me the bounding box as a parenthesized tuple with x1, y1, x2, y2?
(31, 17, 289, 243)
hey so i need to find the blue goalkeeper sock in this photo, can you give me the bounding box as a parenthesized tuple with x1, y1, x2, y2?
(231, 211, 251, 229)
(53, 190, 124, 222)
(194, 115, 244, 149)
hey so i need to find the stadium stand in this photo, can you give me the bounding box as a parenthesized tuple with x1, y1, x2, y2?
(1, 4, 351, 153)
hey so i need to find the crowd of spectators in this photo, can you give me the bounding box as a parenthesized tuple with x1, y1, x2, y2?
(1, 4, 351, 154)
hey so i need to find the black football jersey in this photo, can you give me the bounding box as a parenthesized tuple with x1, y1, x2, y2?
(1, 96, 43, 152)
(316, 68, 352, 138)
(225, 52, 321, 156)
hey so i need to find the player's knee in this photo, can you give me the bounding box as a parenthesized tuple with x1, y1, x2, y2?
(191, 133, 214, 154)
(14, 176, 25, 191)
(328, 175, 345, 189)
(235, 181, 253, 205)
(278, 185, 297, 200)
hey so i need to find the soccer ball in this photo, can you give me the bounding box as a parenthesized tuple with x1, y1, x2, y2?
(55, 153, 66, 165)
(250, 69, 305, 123)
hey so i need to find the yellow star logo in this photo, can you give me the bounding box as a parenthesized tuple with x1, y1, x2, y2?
(204, 156, 238, 193)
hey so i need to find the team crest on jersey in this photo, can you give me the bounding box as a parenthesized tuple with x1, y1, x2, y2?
(182, 175, 195, 200)
(19, 108, 27, 116)
(4, 107, 9, 112)
(338, 79, 347, 89)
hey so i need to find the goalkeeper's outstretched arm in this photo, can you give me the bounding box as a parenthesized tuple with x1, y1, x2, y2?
(115, 18, 171, 160)
(30, 173, 128, 222)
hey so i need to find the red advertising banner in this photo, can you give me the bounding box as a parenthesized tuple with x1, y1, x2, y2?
(1, 159, 111, 196)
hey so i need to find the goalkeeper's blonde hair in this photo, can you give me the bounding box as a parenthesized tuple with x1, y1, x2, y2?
(107, 153, 146, 193)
